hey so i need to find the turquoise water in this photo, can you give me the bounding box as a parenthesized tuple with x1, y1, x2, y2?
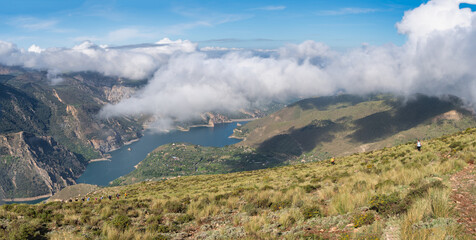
(77, 122, 245, 186)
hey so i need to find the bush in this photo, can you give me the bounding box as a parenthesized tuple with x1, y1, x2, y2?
(155, 234, 171, 240)
(270, 200, 292, 211)
(353, 212, 375, 228)
(164, 200, 186, 213)
(146, 214, 163, 224)
(214, 193, 230, 202)
(243, 203, 258, 216)
(149, 224, 170, 233)
(302, 184, 320, 193)
(8, 220, 47, 240)
(302, 206, 321, 220)
(12, 205, 36, 218)
(369, 193, 400, 215)
(254, 198, 272, 208)
(110, 215, 131, 231)
(176, 214, 194, 224)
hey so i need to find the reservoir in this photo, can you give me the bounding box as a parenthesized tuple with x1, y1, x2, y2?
(77, 122, 246, 186)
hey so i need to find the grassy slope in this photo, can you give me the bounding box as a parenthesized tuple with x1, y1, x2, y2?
(114, 94, 476, 185)
(1, 128, 475, 239)
(111, 144, 291, 186)
(234, 94, 475, 157)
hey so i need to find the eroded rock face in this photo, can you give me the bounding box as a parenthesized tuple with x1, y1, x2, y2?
(0, 132, 86, 199)
(103, 85, 136, 104)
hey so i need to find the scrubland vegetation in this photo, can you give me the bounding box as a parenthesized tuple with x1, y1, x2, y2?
(1, 128, 475, 239)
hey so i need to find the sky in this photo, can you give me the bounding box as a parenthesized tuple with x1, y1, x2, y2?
(1, 0, 476, 130)
(0, 0, 429, 49)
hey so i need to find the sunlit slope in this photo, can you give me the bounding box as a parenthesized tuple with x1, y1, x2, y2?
(234, 94, 476, 158)
(2, 128, 475, 239)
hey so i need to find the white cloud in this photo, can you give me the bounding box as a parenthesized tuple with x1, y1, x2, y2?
(0, 38, 197, 81)
(27, 44, 44, 53)
(0, 0, 475, 130)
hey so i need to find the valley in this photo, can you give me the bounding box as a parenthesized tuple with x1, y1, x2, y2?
(1, 127, 474, 239)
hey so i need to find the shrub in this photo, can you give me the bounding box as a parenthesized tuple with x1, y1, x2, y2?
(369, 193, 400, 215)
(302, 184, 320, 193)
(52, 213, 64, 223)
(399, 181, 446, 212)
(146, 214, 163, 224)
(270, 200, 292, 211)
(155, 234, 170, 240)
(449, 141, 464, 151)
(154, 224, 170, 233)
(261, 185, 274, 190)
(353, 212, 375, 228)
(375, 179, 396, 189)
(254, 198, 272, 208)
(110, 215, 131, 231)
(302, 233, 328, 240)
(214, 193, 230, 202)
(243, 203, 258, 216)
(12, 205, 36, 218)
(302, 206, 321, 220)
(176, 214, 194, 224)
(164, 200, 186, 213)
(8, 220, 47, 240)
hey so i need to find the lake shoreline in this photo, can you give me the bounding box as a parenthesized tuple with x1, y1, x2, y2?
(3, 194, 52, 202)
(89, 154, 112, 163)
(177, 118, 256, 132)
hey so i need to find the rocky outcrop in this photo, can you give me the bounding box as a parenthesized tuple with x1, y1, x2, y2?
(0, 132, 86, 200)
(103, 85, 136, 104)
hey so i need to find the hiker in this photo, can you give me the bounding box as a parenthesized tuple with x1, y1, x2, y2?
(124, 193, 127, 198)
(417, 140, 422, 151)
(116, 193, 120, 199)
(330, 157, 335, 165)
(108, 195, 112, 200)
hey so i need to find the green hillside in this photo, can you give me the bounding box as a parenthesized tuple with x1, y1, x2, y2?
(234, 94, 475, 158)
(113, 94, 476, 186)
(111, 144, 290, 186)
(1, 128, 474, 239)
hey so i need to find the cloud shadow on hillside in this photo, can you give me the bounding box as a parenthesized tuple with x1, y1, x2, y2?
(349, 95, 466, 143)
(289, 94, 372, 111)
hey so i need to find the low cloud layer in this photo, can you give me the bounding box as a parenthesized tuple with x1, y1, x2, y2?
(1, 0, 476, 130)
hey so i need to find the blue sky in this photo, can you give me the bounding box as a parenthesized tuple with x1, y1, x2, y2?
(0, 0, 430, 49)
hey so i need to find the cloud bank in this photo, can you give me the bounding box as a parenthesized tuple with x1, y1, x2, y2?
(0, 0, 475, 130)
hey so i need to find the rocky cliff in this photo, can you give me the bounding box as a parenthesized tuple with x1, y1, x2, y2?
(0, 132, 86, 200)
(0, 66, 146, 199)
